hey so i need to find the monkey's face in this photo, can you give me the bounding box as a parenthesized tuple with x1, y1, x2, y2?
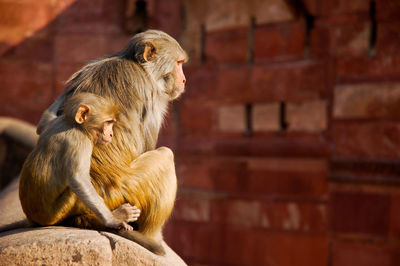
(96, 120, 115, 145)
(135, 35, 187, 100)
(168, 57, 186, 100)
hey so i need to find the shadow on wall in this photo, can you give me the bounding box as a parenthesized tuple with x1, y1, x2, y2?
(0, 0, 172, 125)
(0, 0, 137, 189)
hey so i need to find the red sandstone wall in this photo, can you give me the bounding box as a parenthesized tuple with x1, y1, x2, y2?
(1, 0, 400, 265)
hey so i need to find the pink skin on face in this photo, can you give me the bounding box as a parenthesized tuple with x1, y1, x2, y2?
(175, 58, 186, 92)
(97, 121, 114, 145)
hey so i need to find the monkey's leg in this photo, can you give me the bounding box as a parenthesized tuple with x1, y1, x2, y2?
(62, 211, 105, 230)
(21, 187, 78, 226)
(114, 147, 177, 255)
(126, 147, 177, 237)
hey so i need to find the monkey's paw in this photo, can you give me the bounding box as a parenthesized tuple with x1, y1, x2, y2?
(112, 203, 141, 222)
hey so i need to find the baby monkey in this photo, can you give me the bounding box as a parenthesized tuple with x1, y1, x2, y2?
(19, 93, 140, 231)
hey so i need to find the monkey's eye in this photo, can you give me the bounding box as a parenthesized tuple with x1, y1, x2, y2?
(177, 60, 185, 65)
(104, 120, 115, 125)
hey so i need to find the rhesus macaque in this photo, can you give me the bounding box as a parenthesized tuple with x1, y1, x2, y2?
(26, 30, 188, 255)
(19, 93, 141, 232)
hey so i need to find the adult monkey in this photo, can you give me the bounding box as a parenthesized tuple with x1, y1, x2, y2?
(33, 30, 187, 255)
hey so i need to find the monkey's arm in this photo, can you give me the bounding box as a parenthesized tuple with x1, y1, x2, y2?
(67, 153, 133, 230)
(37, 93, 66, 135)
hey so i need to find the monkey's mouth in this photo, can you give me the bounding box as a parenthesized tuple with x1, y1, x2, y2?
(96, 135, 112, 145)
(170, 88, 184, 100)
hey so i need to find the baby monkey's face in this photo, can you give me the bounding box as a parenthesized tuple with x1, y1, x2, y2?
(96, 120, 115, 145)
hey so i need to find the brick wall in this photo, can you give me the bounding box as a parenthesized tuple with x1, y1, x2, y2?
(1, 0, 400, 265)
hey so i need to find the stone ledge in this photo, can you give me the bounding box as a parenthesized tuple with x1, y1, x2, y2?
(0, 179, 186, 266)
(0, 227, 186, 265)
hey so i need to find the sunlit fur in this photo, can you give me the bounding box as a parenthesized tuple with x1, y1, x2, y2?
(30, 30, 187, 255)
(20, 93, 119, 227)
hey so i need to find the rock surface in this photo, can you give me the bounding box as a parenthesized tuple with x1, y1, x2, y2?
(0, 179, 187, 266)
(0, 178, 27, 229)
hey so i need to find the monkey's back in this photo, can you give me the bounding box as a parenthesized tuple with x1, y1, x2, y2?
(19, 122, 79, 225)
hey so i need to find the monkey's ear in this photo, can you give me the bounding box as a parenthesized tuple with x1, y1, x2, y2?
(75, 104, 90, 124)
(143, 42, 156, 62)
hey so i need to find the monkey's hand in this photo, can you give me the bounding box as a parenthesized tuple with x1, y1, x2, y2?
(112, 203, 141, 223)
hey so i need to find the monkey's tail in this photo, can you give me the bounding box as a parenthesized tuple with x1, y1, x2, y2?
(0, 219, 31, 233)
(112, 229, 166, 256)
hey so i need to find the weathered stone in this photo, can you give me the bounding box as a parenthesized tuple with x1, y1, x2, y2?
(252, 103, 280, 132)
(179, 0, 295, 64)
(286, 100, 328, 132)
(204, 0, 295, 30)
(334, 83, 400, 119)
(0, 117, 38, 149)
(0, 178, 26, 230)
(218, 105, 246, 133)
(180, 0, 207, 65)
(0, 228, 113, 265)
(332, 121, 400, 158)
(101, 232, 187, 266)
(331, 241, 392, 266)
(254, 21, 305, 60)
(205, 0, 250, 31)
(250, 62, 327, 102)
(250, 0, 295, 25)
(205, 27, 249, 64)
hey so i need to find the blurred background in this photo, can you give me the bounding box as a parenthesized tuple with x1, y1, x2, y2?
(0, 0, 400, 265)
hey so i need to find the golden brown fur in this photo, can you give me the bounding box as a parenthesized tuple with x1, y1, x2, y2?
(23, 30, 187, 255)
(20, 93, 142, 233)
(20, 93, 120, 225)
